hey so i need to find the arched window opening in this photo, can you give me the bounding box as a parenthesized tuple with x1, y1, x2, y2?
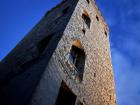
(105, 31, 107, 37)
(96, 15, 99, 21)
(54, 6, 70, 20)
(86, 0, 90, 4)
(110, 95, 112, 100)
(82, 29, 86, 34)
(16, 35, 53, 67)
(94, 73, 96, 77)
(37, 35, 53, 55)
(77, 101, 83, 105)
(82, 11, 91, 28)
(62, 6, 70, 14)
(69, 40, 86, 81)
(55, 81, 76, 105)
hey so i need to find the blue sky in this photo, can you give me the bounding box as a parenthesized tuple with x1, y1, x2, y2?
(0, 0, 140, 105)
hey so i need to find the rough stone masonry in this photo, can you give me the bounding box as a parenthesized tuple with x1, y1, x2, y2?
(0, 0, 116, 105)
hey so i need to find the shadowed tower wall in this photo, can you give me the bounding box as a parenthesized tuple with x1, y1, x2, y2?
(0, 0, 116, 105)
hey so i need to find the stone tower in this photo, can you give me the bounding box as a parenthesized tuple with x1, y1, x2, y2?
(0, 0, 116, 105)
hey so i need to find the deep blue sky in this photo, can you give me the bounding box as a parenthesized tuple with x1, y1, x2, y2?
(0, 0, 140, 105)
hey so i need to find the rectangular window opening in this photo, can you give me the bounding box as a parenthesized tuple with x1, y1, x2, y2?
(37, 35, 53, 54)
(55, 81, 77, 105)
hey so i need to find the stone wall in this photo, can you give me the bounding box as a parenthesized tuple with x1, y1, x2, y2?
(30, 0, 116, 105)
(0, 0, 116, 105)
(0, 0, 79, 105)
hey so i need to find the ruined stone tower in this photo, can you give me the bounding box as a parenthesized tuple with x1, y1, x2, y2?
(0, 0, 116, 105)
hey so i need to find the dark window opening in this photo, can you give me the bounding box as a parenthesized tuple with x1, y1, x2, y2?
(18, 35, 53, 68)
(62, 7, 70, 14)
(110, 95, 111, 100)
(55, 21, 58, 24)
(70, 46, 79, 65)
(55, 81, 76, 105)
(82, 29, 86, 34)
(96, 15, 99, 21)
(37, 35, 52, 55)
(82, 12, 91, 28)
(105, 31, 107, 37)
(70, 44, 86, 81)
(86, 0, 90, 4)
(94, 73, 96, 77)
(77, 101, 83, 105)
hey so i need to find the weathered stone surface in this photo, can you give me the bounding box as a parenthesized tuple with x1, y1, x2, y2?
(30, 0, 116, 105)
(0, 0, 116, 105)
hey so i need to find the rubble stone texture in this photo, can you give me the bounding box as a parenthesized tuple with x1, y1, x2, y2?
(0, 0, 116, 105)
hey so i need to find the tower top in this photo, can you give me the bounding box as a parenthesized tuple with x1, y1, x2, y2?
(45, 0, 109, 32)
